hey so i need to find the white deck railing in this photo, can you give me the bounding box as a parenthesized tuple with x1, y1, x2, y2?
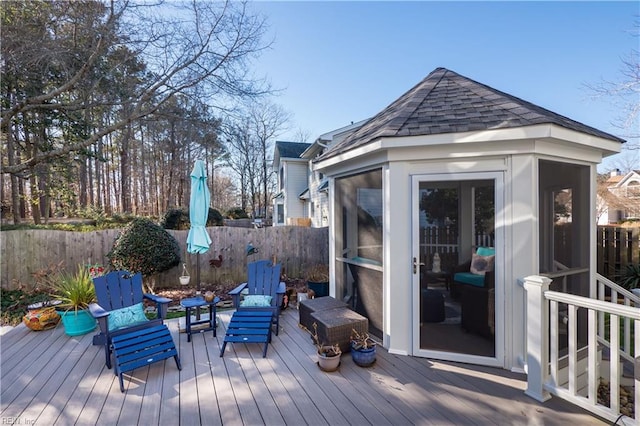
(524, 275, 639, 425)
(596, 274, 640, 364)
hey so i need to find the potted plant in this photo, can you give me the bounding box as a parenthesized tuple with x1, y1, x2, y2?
(49, 264, 97, 336)
(311, 322, 341, 371)
(350, 328, 377, 367)
(306, 264, 329, 298)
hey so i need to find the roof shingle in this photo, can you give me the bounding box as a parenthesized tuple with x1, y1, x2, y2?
(319, 67, 624, 160)
(276, 141, 312, 159)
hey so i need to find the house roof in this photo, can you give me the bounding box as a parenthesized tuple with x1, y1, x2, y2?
(607, 175, 624, 185)
(319, 67, 625, 161)
(301, 119, 369, 160)
(612, 170, 640, 188)
(275, 141, 312, 159)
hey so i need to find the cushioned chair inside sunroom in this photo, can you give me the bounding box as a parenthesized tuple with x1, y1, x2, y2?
(452, 247, 495, 338)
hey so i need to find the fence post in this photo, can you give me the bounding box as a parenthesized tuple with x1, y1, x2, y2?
(523, 274, 553, 402)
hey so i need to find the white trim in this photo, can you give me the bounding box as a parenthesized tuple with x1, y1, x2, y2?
(315, 124, 621, 171)
(387, 348, 410, 356)
(382, 164, 390, 350)
(283, 157, 308, 163)
(382, 124, 620, 150)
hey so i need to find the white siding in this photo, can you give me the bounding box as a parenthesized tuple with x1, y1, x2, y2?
(284, 160, 308, 220)
(309, 170, 329, 227)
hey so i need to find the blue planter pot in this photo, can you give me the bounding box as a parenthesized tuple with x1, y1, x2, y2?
(58, 309, 96, 336)
(350, 341, 376, 367)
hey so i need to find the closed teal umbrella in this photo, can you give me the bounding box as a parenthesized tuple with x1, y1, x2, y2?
(187, 160, 212, 295)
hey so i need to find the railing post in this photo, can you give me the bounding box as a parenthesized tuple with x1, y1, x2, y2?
(523, 274, 552, 402)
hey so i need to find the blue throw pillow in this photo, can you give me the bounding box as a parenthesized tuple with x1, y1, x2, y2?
(240, 295, 273, 307)
(476, 247, 495, 256)
(108, 302, 148, 331)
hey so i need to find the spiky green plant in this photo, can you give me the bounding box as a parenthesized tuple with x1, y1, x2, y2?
(620, 264, 640, 290)
(50, 264, 96, 312)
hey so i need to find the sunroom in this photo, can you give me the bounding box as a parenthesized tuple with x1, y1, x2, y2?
(313, 67, 624, 370)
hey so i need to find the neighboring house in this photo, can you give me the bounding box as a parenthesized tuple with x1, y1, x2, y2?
(300, 120, 368, 227)
(314, 67, 626, 374)
(597, 169, 640, 224)
(272, 141, 311, 226)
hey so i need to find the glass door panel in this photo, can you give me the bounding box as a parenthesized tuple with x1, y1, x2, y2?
(413, 175, 500, 364)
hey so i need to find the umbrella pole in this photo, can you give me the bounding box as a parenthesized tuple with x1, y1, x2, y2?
(196, 253, 201, 320)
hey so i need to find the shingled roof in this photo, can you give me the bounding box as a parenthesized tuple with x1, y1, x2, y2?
(319, 67, 624, 160)
(275, 141, 312, 159)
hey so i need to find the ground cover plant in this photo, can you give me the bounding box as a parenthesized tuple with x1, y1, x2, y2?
(1, 288, 51, 326)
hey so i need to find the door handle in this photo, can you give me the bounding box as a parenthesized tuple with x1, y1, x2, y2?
(413, 257, 425, 274)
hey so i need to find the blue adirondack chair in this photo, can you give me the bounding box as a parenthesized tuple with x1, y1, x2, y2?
(89, 271, 181, 374)
(228, 260, 285, 335)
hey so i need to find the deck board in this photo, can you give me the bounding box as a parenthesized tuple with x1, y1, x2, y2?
(1, 325, 68, 399)
(0, 307, 607, 425)
(202, 319, 241, 425)
(32, 332, 96, 425)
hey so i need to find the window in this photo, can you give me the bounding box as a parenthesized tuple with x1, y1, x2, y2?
(539, 160, 590, 352)
(336, 169, 383, 263)
(335, 168, 383, 336)
(279, 166, 284, 190)
(276, 204, 284, 224)
(539, 160, 589, 276)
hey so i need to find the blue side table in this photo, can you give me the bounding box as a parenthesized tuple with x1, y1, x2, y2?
(181, 296, 220, 342)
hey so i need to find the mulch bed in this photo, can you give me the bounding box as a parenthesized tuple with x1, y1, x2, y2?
(598, 380, 635, 419)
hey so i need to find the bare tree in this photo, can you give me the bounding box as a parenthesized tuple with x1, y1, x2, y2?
(2, 0, 270, 220)
(222, 117, 256, 213)
(603, 151, 640, 174)
(292, 128, 312, 143)
(586, 20, 639, 145)
(247, 101, 291, 217)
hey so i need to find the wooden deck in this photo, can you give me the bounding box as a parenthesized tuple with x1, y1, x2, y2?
(1, 308, 606, 425)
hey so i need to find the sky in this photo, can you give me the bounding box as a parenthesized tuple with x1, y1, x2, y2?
(249, 1, 639, 171)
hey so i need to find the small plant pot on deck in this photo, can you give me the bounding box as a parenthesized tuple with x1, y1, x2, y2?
(23, 306, 61, 331)
(58, 309, 97, 336)
(350, 341, 376, 367)
(317, 346, 341, 372)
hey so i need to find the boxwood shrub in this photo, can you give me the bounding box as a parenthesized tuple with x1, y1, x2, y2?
(107, 218, 181, 276)
(161, 207, 223, 230)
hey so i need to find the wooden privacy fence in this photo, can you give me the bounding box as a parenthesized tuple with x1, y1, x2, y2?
(597, 225, 640, 281)
(1, 226, 329, 291)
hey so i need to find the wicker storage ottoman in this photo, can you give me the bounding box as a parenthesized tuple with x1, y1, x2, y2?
(310, 308, 368, 353)
(299, 296, 347, 331)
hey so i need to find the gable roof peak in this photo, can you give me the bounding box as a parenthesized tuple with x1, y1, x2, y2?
(275, 141, 312, 159)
